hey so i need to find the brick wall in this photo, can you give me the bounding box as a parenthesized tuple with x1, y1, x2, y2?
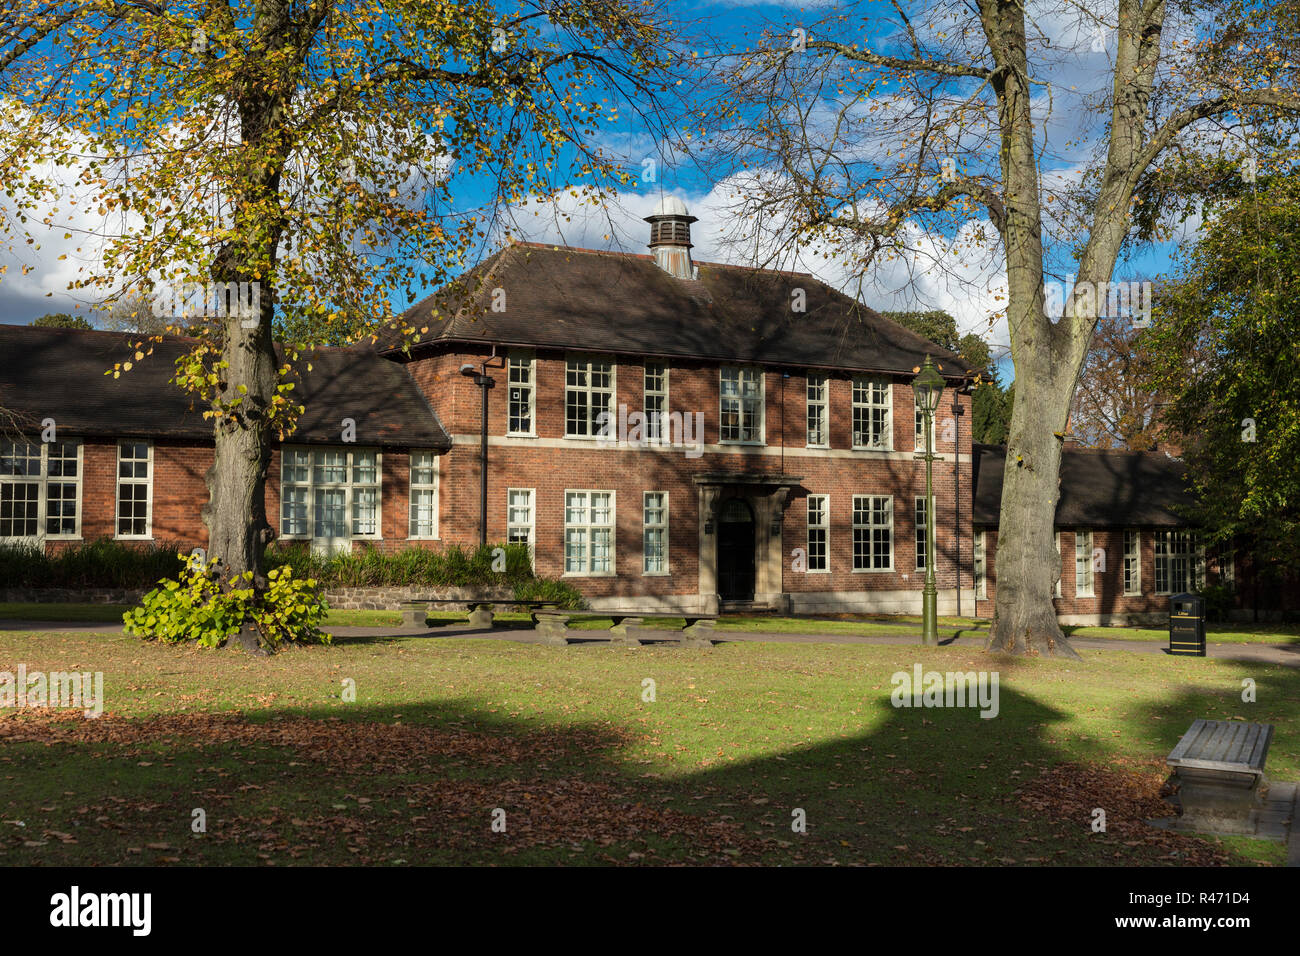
(46, 441, 432, 556)
(975, 526, 1231, 625)
(33, 348, 979, 615)
(61, 440, 214, 549)
(406, 347, 973, 609)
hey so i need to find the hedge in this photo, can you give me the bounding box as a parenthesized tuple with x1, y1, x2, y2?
(0, 539, 585, 608)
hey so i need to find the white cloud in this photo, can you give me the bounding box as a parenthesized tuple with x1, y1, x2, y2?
(0, 150, 133, 322)
(508, 177, 1011, 359)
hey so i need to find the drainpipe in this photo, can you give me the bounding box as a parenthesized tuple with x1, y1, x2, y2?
(780, 372, 788, 474)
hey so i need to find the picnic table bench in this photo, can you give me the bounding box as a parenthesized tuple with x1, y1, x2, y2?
(534, 611, 717, 648)
(1165, 718, 1274, 833)
(400, 599, 562, 630)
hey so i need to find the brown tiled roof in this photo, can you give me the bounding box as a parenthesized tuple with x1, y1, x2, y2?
(384, 243, 975, 378)
(0, 324, 450, 449)
(972, 443, 1198, 527)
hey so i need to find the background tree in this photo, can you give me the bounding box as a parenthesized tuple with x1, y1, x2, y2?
(3, 0, 676, 651)
(1068, 311, 1164, 449)
(95, 292, 203, 335)
(1146, 171, 1300, 581)
(29, 312, 93, 329)
(699, 0, 1300, 656)
(883, 309, 1011, 444)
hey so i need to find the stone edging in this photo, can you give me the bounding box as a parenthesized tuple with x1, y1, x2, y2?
(1, 585, 518, 611)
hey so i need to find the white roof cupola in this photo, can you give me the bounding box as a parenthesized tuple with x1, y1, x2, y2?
(645, 196, 698, 279)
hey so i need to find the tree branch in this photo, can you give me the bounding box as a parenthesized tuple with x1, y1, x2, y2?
(801, 39, 992, 80)
(1134, 89, 1300, 177)
(815, 177, 1006, 238)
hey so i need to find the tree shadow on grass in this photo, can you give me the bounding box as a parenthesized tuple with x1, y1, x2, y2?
(1, 652, 1294, 867)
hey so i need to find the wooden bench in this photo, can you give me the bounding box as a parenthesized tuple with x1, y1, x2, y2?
(535, 612, 717, 648)
(1165, 719, 1274, 833)
(400, 599, 561, 631)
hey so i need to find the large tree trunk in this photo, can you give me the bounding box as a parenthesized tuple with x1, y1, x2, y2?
(985, 347, 1081, 658)
(202, 287, 278, 655)
(199, 40, 291, 654)
(978, 0, 1087, 659)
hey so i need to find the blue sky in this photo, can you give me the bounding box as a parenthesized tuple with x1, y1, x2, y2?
(0, 0, 1209, 381)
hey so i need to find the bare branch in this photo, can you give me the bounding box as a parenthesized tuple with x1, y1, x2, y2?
(802, 39, 992, 80)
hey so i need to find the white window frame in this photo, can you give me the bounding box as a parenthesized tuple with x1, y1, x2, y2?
(1054, 531, 1062, 597)
(642, 491, 669, 575)
(974, 530, 987, 600)
(279, 447, 312, 539)
(408, 451, 440, 539)
(644, 363, 669, 442)
(506, 352, 536, 437)
(852, 376, 892, 450)
(852, 494, 893, 572)
(564, 489, 615, 576)
(1216, 542, 1235, 587)
(115, 440, 154, 540)
(806, 373, 829, 448)
(278, 446, 383, 542)
(1155, 530, 1205, 595)
(0, 439, 84, 542)
(806, 494, 829, 572)
(565, 355, 615, 439)
(1074, 529, 1095, 598)
(915, 496, 928, 571)
(1123, 530, 1141, 596)
(915, 404, 925, 448)
(720, 366, 765, 444)
(507, 487, 535, 568)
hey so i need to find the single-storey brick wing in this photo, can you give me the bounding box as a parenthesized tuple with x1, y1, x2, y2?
(971, 444, 1233, 625)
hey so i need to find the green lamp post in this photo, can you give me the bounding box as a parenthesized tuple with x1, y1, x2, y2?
(911, 355, 946, 645)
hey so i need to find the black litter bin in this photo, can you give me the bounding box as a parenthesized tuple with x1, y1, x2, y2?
(1169, 593, 1206, 656)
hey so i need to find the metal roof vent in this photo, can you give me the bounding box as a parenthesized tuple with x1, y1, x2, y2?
(645, 196, 697, 280)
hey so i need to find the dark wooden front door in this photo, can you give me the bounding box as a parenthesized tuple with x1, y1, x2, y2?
(717, 498, 755, 601)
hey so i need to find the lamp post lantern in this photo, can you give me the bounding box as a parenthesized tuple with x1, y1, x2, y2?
(460, 363, 496, 548)
(911, 355, 946, 645)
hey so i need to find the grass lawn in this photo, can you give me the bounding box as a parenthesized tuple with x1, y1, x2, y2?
(0, 627, 1295, 866)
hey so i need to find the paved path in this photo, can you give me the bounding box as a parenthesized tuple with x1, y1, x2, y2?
(9, 618, 1299, 667)
(315, 623, 1300, 667)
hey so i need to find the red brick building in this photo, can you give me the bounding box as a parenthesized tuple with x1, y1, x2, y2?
(380, 199, 979, 614)
(971, 444, 1232, 626)
(1, 200, 1223, 621)
(0, 329, 452, 559)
